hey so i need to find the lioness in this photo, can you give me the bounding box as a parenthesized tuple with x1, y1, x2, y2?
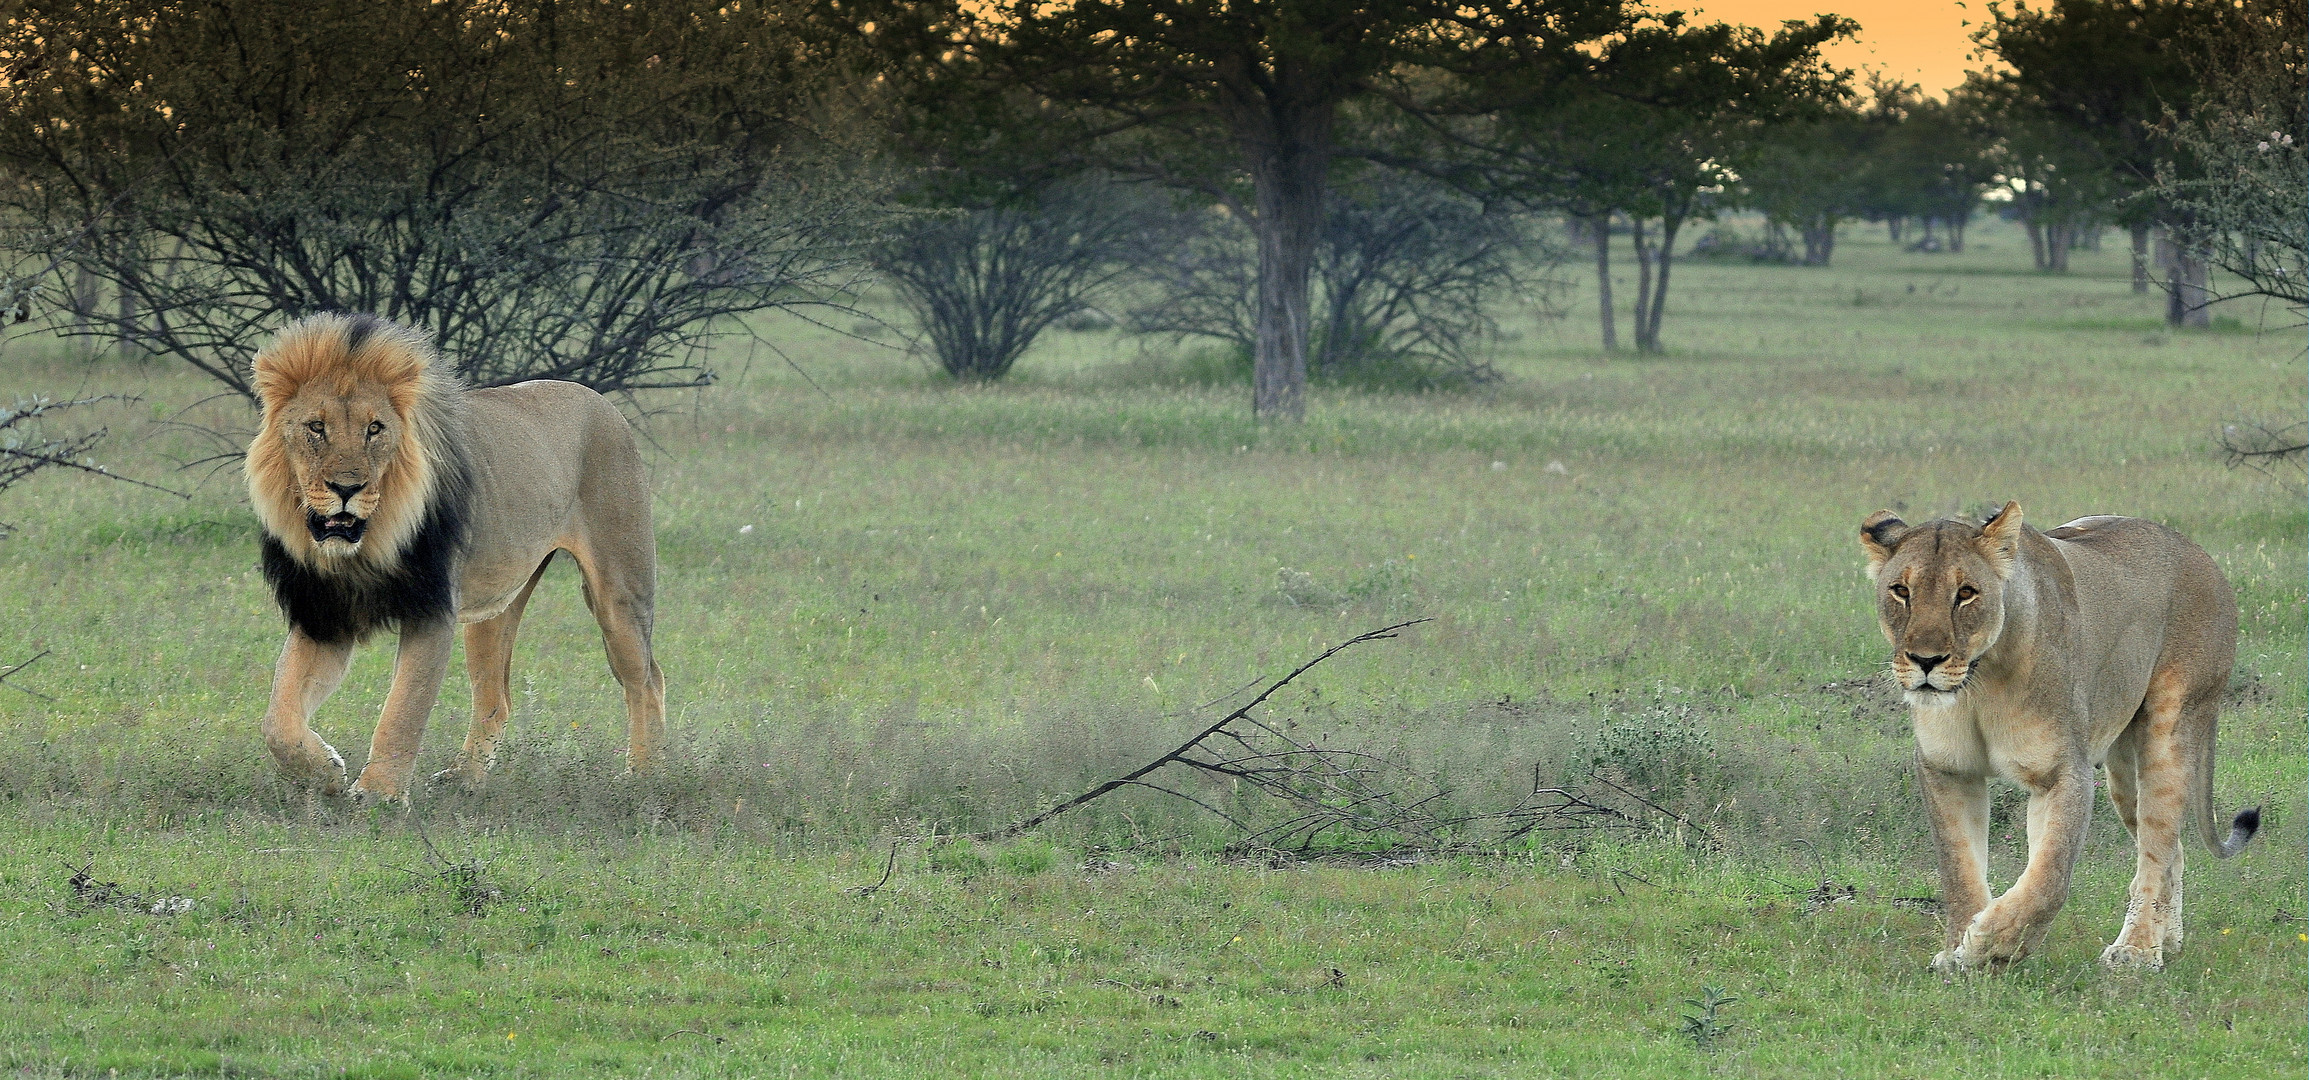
(1860, 503, 2257, 972)
(247, 313, 665, 802)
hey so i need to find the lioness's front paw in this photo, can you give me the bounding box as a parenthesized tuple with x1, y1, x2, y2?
(2099, 942, 2164, 972)
(1929, 949, 1973, 975)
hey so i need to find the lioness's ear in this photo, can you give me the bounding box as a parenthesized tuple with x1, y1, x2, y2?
(1860, 510, 1907, 575)
(1975, 501, 2023, 578)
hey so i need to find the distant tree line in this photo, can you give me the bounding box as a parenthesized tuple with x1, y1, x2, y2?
(0, 0, 2293, 420)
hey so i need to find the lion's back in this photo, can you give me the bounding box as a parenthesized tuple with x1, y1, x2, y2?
(2045, 514, 2237, 702)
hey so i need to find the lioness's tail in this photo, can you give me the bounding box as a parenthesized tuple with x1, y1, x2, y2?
(2193, 733, 2260, 858)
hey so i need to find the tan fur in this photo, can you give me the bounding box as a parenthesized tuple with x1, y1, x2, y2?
(1861, 503, 2254, 973)
(248, 314, 666, 801)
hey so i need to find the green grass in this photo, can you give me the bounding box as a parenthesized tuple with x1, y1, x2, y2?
(0, 216, 2300, 1076)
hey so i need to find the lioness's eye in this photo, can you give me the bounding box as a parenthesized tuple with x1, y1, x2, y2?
(1956, 585, 1979, 602)
(1889, 583, 1909, 601)
(305, 420, 325, 437)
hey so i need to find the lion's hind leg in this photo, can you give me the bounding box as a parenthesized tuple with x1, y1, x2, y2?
(434, 558, 551, 791)
(568, 542, 665, 773)
(2100, 682, 2194, 971)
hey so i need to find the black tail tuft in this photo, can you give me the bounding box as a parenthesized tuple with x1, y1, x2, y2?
(2218, 806, 2262, 857)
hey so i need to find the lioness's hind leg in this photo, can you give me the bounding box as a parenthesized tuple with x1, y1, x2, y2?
(2102, 686, 2193, 971)
(436, 558, 551, 790)
(569, 544, 665, 772)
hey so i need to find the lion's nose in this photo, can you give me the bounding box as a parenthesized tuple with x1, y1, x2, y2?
(326, 481, 366, 504)
(1906, 653, 1949, 675)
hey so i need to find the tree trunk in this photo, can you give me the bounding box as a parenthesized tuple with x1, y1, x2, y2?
(1629, 216, 1653, 351)
(2158, 231, 2212, 328)
(1801, 218, 1835, 266)
(1947, 214, 1966, 253)
(2025, 220, 2047, 270)
(1641, 212, 1682, 352)
(1593, 211, 1616, 352)
(1238, 101, 1333, 422)
(2046, 224, 2071, 272)
(1887, 217, 1904, 243)
(116, 280, 137, 360)
(2129, 222, 2151, 294)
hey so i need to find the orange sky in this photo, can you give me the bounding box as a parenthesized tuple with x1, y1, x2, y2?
(1690, 1, 1991, 97)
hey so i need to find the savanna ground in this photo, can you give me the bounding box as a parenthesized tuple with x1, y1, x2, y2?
(0, 217, 2300, 1077)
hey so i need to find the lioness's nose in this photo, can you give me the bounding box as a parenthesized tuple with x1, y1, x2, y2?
(1906, 653, 1948, 674)
(326, 481, 366, 503)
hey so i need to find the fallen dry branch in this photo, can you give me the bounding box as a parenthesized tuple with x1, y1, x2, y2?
(977, 619, 1432, 844)
(978, 617, 1736, 857)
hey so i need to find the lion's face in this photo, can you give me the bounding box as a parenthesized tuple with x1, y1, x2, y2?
(248, 314, 451, 571)
(1860, 503, 2024, 706)
(272, 377, 406, 555)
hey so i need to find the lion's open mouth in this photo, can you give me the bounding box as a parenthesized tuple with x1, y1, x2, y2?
(307, 510, 369, 546)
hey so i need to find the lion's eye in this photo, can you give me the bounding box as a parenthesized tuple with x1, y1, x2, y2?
(1889, 583, 1909, 601)
(1956, 585, 1979, 603)
(305, 420, 325, 437)
(367, 420, 384, 438)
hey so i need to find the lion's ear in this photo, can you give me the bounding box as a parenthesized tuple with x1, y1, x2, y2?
(1975, 501, 2023, 578)
(1860, 510, 1907, 575)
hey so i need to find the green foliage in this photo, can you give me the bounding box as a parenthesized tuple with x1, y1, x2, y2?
(1678, 984, 1739, 1051)
(994, 838, 1058, 876)
(929, 838, 991, 876)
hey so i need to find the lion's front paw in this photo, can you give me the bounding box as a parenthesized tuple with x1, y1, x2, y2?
(1951, 907, 2036, 972)
(348, 765, 411, 806)
(428, 757, 490, 792)
(1929, 949, 1973, 975)
(2099, 942, 2165, 972)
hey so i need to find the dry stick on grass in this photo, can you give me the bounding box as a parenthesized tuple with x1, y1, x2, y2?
(973, 618, 1433, 843)
(0, 648, 54, 701)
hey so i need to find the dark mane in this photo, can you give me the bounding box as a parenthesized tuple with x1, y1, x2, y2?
(260, 445, 473, 644)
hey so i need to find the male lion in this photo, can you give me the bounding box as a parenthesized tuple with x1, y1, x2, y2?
(1860, 503, 2257, 973)
(247, 313, 665, 801)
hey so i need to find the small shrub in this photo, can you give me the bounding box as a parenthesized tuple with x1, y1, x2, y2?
(929, 837, 990, 876)
(995, 839, 1057, 876)
(1582, 701, 1716, 797)
(1679, 984, 1738, 1050)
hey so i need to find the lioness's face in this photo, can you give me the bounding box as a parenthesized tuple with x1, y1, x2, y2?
(1860, 506, 2023, 706)
(274, 379, 405, 555)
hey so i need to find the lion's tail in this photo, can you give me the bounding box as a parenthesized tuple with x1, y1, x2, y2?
(2192, 727, 2260, 859)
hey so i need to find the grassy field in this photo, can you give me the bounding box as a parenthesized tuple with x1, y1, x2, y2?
(0, 217, 2300, 1077)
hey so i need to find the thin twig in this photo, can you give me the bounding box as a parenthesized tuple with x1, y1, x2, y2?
(0, 649, 54, 700)
(847, 842, 900, 897)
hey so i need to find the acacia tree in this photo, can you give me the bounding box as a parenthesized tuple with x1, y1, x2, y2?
(844, 0, 1630, 418)
(0, 0, 881, 399)
(2154, 0, 2304, 312)
(1743, 99, 1875, 266)
(1973, 0, 2253, 302)
(1856, 85, 1997, 252)
(1437, 15, 1851, 351)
